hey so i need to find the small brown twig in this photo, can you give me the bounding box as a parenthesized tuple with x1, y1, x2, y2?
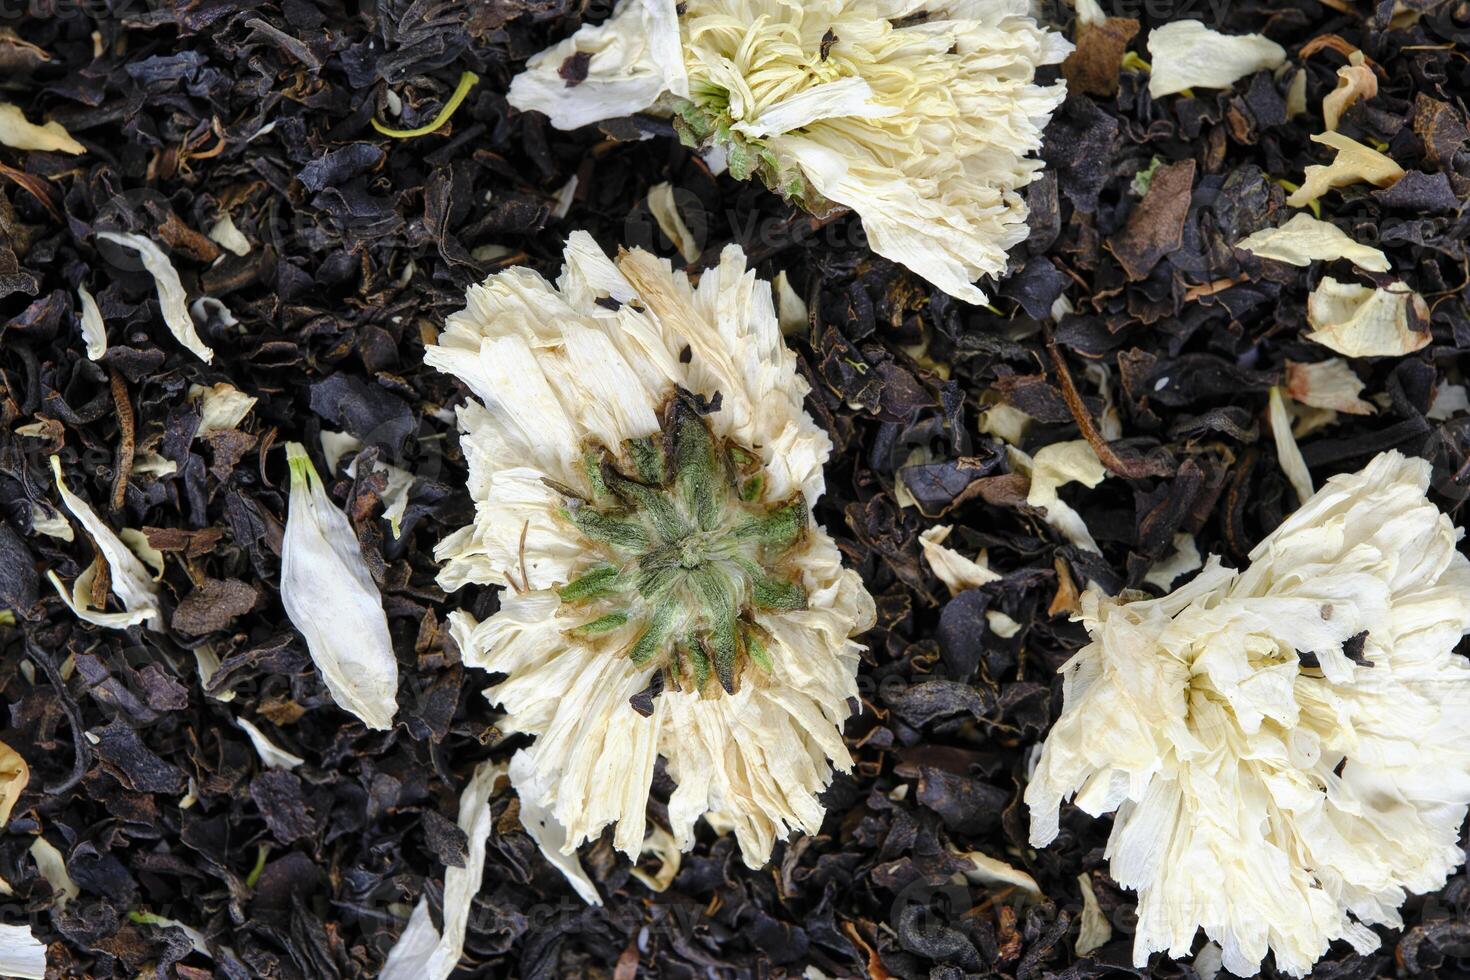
(108, 369, 136, 512)
(1043, 324, 1172, 480)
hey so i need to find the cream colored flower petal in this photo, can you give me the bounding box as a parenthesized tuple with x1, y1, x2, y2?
(0, 742, 27, 827)
(49, 456, 162, 632)
(1012, 440, 1108, 553)
(76, 285, 107, 360)
(1234, 213, 1389, 273)
(648, 182, 700, 263)
(1324, 51, 1377, 131)
(1146, 20, 1285, 98)
(0, 102, 84, 154)
(1076, 872, 1112, 955)
(95, 232, 213, 363)
(773, 271, 807, 335)
(1286, 359, 1374, 415)
(207, 213, 251, 256)
(959, 850, 1042, 901)
(1429, 383, 1469, 420)
(0, 924, 46, 979)
(1287, 132, 1405, 208)
(1143, 533, 1201, 592)
(733, 77, 900, 139)
(189, 382, 256, 436)
(281, 443, 398, 731)
(509, 751, 602, 905)
(1269, 386, 1314, 505)
(379, 760, 499, 980)
(1027, 451, 1470, 978)
(29, 837, 78, 909)
(1305, 277, 1430, 358)
(236, 717, 305, 770)
(507, 0, 686, 129)
(920, 525, 1002, 595)
(629, 824, 681, 893)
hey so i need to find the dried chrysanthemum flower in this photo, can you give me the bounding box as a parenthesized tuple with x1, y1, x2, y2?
(430, 232, 875, 868)
(509, 1, 1069, 304)
(1026, 451, 1470, 977)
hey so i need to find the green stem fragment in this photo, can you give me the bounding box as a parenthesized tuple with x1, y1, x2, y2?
(371, 71, 480, 139)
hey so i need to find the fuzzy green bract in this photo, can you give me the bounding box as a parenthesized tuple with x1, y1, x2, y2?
(556, 394, 807, 696)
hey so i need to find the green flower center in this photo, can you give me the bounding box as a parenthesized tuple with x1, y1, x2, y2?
(555, 393, 808, 702)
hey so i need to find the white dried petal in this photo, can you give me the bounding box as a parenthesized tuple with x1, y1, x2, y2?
(507, 0, 687, 130)
(1287, 132, 1404, 208)
(96, 231, 214, 363)
(1075, 872, 1112, 956)
(1305, 277, 1430, 358)
(0, 102, 84, 154)
(379, 760, 500, 980)
(1143, 533, 1201, 592)
(319, 430, 362, 475)
(281, 442, 398, 731)
(118, 528, 164, 580)
(1234, 213, 1389, 272)
(1428, 383, 1469, 420)
(29, 503, 72, 542)
(1323, 51, 1376, 131)
(0, 923, 46, 979)
(1146, 20, 1285, 98)
(1014, 440, 1107, 553)
(959, 850, 1041, 901)
(1026, 451, 1470, 977)
(189, 382, 257, 436)
(647, 181, 700, 263)
(48, 456, 162, 632)
(207, 212, 251, 256)
(1285, 359, 1374, 415)
(919, 525, 1001, 595)
(509, 751, 602, 904)
(628, 823, 681, 893)
(29, 837, 79, 909)
(1269, 386, 1314, 505)
(237, 718, 305, 770)
(773, 270, 807, 336)
(75, 285, 107, 360)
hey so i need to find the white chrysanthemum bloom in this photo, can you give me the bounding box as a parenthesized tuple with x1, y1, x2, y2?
(1026, 451, 1470, 978)
(508, 0, 1069, 304)
(430, 232, 875, 869)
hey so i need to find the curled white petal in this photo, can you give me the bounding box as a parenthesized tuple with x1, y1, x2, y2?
(281, 442, 398, 730)
(189, 382, 257, 436)
(379, 760, 498, 980)
(96, 231, 213, 364)
(507, 0, 687, 129)
(0, 102, 84, 154)
(75, 286, 107, 360)
(48, 456, 162, 632)
(236, 718, 305, 770)
(1234, 213, 1389, 273)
